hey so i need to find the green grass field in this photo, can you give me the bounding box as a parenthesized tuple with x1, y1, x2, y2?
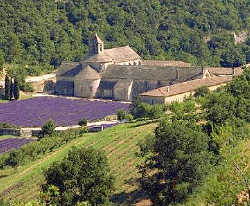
(0, 121, 157, 205)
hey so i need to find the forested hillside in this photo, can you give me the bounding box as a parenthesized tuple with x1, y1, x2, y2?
(0, 0, 250, 69)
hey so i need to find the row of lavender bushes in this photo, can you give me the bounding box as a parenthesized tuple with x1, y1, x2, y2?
(0, 127, 88, 168)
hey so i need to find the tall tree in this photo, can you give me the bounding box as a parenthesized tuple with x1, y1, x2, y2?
(137, 119, 213, 205)
(13, 79, 20, 100)
(4, 75, 10, 100)
(9, 78, 14, 100)
(0, 50, 4, 69)
(42, 147, 114, 206)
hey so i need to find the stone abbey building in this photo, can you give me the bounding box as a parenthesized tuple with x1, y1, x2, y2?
(55, 34, 240, 102)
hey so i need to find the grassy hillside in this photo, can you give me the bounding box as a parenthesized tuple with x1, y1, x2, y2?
(0, 121, 157, 205)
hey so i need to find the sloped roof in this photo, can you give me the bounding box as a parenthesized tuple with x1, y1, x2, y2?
(104, 46, 141, 63)
(101, 65, 202, 81)
(57, 62, 81, 76)
(140, 76, 232, 97)
(207, 67, 243, 76)
(82, 45, 141, 64)
(82, 53, 113, 63)
(75, 65, 100, 80)
(142, 60, 191, 67)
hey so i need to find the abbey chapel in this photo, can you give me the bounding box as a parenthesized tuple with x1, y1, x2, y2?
(55, 34, 240, 102)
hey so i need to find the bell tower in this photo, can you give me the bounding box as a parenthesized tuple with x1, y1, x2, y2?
(89, 33, 104, 55)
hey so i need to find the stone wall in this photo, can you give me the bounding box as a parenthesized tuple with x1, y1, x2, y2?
(55, 80, 74, 96)
(74, 79, 100, 98)
(140, 83, 228, 105)
(26, 73, 56, 93)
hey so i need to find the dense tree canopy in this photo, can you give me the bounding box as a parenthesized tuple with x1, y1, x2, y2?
(42, 147, 114, 206)
(137, 120, 213, 205)
(0, 0, 249, 71)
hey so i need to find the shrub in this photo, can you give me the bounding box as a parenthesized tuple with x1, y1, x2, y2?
(0, 128, 88, 168)
(125, 113, 134, 121)
(41, 120, 56, 138)
(78, 118, 87, 126)
(117, 110, 127, 120)
(194, 86, 210, 97)
(21, 82, 34, 92)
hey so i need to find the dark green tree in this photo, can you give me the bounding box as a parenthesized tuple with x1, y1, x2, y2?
(41, 120, 56, 138)
(9, 78, 14, 101)
(13, 79, 20, 100)
(4, 75, 10, 100)
(0, 50, 4, 69)
(203, 92, 237, 125)
(137, 120, 213, 205)
(78, 118, 87, 126)
(42, 147, 114, 206)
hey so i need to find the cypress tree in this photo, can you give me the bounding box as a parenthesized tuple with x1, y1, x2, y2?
(9, 78, 14, 100)
(4, 75, 10, 100)
(13, 79, 20, 100)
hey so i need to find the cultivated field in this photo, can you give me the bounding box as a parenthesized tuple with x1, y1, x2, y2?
(0, 121, 157, 205)
(0, 97, 130, 127)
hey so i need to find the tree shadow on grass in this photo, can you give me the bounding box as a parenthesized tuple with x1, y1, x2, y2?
(0, 175, 8, 179)
(111, 189, 150, 206)
(129, 119, 159, 128)
(111, 177, 152, 205)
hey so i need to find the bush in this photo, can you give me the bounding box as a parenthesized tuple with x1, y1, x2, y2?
(117, 110, 127, 120)
(20, 82, 34, 92)
(41, 120, 56, 138)
(78, 118, 87, 126)
(125, 113, 134, 121)
(194, 86, 210, 97)
(0, 128, 88, 168)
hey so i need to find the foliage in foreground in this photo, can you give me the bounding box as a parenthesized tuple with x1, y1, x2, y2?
(40, 120, 56, 138)
(137, 119, 213, 205)
(0, 128, 87, 168)
(177, 138, 250, 206)
(41, 147, 114, 206)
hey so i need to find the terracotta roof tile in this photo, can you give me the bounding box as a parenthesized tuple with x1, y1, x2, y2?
(140, 77, 232, 97)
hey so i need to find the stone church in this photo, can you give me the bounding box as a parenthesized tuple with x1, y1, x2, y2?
(55, 34, 214, 101)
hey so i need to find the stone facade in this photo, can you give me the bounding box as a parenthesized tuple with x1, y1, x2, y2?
(140, 77, 233, 104)
(56, 34, 242, 102)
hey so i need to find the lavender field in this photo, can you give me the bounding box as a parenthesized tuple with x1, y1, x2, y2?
(0, 138, 34, 154)
(0, 97, 130, 127)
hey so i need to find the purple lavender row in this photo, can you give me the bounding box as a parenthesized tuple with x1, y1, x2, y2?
(0, 138, 34, 154)
(0, 97, 131, 127)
